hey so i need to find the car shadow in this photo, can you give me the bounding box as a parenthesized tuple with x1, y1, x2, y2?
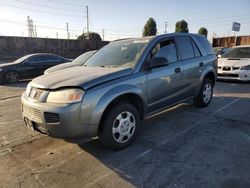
(63, 93, 250, 187)
(217, 79, 250, 84)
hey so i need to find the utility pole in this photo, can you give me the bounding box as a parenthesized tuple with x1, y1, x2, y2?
(66, 22, 70, 39)
(102, 29, 105, 41)
(86, 6, 89, 36)
(34, 26, 37, 37)
(164, 22, 168, 34)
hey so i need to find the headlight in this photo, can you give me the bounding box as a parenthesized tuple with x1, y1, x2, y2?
(46, 88, 84, 104)
(26, 83, 32, 96)
(241, 65, 250, 70)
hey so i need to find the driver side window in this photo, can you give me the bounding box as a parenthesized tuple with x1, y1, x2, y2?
(150, 39, 178, 64)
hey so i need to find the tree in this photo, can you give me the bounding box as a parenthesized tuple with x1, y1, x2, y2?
(143, 18, 157, 37)
(175, 20, 189, 33)
(198, 27, 208, 37)
(77, 32, 102, 41)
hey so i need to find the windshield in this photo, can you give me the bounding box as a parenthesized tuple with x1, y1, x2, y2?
(84, 39, 150, 68)
(214, 48, 222, 54)
(73, 51, 96, 64)
(13, 55, 32, 64)
(222, 47, 250, 58)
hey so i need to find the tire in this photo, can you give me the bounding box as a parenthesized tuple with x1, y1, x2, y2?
(194, 78, 213, 108)
(98, 102, 140, 150)
(4, 71, 20, 84)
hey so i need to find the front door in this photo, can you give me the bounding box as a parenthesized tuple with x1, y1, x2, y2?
(20, 55, 44, 79)
(146, 37, 185, 113)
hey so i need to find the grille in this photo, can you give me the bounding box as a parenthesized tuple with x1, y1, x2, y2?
(222, 66, 231, 71)
(22, 104, 42, 123)
(44, 112, 60, 123)
(29, 88, 44, 100)
(232, 67, 240, 70)
(218, 73, 239, 78)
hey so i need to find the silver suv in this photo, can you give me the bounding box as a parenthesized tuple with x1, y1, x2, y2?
(21, 33, 217, 150)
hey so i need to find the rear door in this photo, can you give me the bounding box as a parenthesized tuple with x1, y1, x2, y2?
(146, 37, 185, 112)
(175, 36, 202, 98)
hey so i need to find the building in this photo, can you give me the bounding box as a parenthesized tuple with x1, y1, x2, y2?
(212, 35, 250, 47)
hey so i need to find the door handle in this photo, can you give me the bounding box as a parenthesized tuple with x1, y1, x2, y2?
(199, 62, 204, 67)
(175, 67, 181, 73)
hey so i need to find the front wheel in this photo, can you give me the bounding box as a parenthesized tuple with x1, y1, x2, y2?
(98, 102, 140, 150)
(194, 78, 213, 108)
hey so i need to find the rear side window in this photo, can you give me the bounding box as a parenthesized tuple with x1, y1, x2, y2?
(175, 36, 195, 60)
(44, 55, 62, 62)
(28, 56, 45, 64)
(194, 36, 214, 55)
(151, 38, 177, 63)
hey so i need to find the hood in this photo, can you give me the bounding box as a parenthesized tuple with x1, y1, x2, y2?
(44, 62, 81, 74)
(218, 58, 250, 67)
(31, 66, 133, 90)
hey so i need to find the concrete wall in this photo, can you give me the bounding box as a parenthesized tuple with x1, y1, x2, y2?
(212, 35, 250, 47)
(0, 36, 108, 61)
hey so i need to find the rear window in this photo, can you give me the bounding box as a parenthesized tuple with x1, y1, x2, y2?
(194, 35, 214, 55)
(222, 47, 250, 58)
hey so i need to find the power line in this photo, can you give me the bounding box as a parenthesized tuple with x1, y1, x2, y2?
(167, 14, 250, 24)
(48, 0, 84, 7)
(0, 3, 83, 17)
(15, 0, 83, 12)
(0, 19, 83, 32)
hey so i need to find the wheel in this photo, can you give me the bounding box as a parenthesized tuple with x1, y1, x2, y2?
(194, 78, 213, 108)
(98, 102, 140, 150)
(4, 71, 19, 84)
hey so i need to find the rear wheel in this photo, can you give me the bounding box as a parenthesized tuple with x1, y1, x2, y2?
(4, 71, 19, 84)
(194, 78, 213, 108)
(98, 102, 140, 150)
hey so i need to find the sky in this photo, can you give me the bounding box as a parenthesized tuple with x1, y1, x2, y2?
(0, 0, 250, 41)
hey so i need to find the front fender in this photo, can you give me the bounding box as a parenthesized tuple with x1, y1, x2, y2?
(85, 84, 146, 130)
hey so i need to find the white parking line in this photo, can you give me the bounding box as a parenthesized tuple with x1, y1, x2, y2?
(85, 93, 249, 187)
(211, 93, 249, 115)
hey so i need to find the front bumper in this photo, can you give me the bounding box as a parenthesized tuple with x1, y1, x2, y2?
(21, 92, 95, 138)
(217, 69, 250, 81)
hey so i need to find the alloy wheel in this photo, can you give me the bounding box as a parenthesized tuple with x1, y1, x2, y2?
(203, 83, 212, 103)
(112, 111, 136, 144)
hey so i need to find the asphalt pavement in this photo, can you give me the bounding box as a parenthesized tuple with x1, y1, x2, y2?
(0, 80, 250, 188)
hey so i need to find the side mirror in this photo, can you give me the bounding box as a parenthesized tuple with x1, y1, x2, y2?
(148, 57, 169, 69)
